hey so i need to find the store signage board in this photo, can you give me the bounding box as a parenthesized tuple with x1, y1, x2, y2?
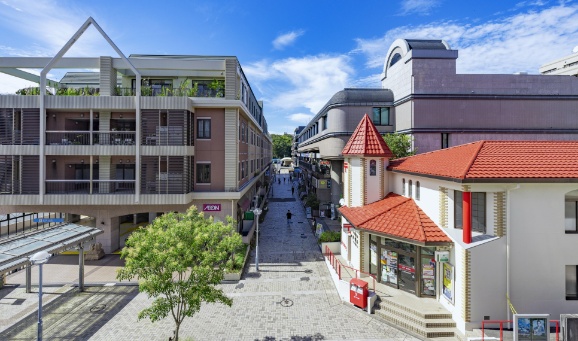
(435, 251, 450, 262)
(33, 218, 64, 223)
(203, 204, 221, 212)
(513, 314, 549, 341)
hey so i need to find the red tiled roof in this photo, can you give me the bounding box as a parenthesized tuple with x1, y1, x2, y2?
(389, 140, 578, 180)
(342, 114, 394, 157)
(339, 193, 451, 243)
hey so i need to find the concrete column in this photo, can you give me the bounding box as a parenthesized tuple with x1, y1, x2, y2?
(96, 215, 120, 253)
(26, 265, 31, 293)
(330, 160, 343, 205)
(148, 212, 157, 223)
(78, 244, 84, 292)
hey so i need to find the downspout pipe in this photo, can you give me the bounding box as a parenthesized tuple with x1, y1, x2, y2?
(506, 184, 520, 328)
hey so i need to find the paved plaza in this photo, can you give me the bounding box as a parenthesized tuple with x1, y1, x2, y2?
(1, 174, 422, 341)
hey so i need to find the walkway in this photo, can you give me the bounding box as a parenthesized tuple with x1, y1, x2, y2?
(0, 174, 423, 340)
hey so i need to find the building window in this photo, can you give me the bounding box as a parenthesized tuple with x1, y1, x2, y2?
(196, 163, 211, 183)
(567, 265, 578, 300)
(566, 201, 577, 233)
(454, 191, 486, 234)
(322, 115, 328, 130)
(416, 181, 420, 200)
(402, 178, 406, 196)
(408, 180, 413, 198)
(442, 133, 449, 149)
(369, 160, 376, 176)
(372, 107, 390, 126)
(197, 119, 211, 139)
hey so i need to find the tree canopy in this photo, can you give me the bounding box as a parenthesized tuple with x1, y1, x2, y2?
(116, 207, 243, 341)
(271, 133, 293, 158)
(383, 132, 416, 159)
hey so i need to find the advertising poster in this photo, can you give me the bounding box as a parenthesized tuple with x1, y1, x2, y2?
(422, 262, 436, 294)
(384, 251, 398, 284)
(370, 244, 377, 266)
(514, 314, 549, 341)
(442, 262, 454, 303)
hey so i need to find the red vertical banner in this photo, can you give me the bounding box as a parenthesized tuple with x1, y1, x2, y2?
(463, 191, 472, 244)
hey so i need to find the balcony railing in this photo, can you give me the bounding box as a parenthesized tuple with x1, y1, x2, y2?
(46, 131, 136, 145)
(45, 180, 135, 194)
(15, 84, 225, 98)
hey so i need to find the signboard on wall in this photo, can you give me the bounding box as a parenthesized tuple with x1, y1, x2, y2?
(442, 262, 454, 304)
(203, 204, 221, 212)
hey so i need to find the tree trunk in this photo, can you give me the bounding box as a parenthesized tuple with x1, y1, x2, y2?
(174, 322, 180, 341)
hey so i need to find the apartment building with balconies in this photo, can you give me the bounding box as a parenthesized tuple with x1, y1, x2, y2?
(0, 18, 272, 253)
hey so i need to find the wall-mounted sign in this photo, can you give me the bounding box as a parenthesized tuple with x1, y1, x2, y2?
(33, 218, 64, 223)
(344, 162, 348, 173)
(203, 204, 221, 212)
(435, 251, 450, 262)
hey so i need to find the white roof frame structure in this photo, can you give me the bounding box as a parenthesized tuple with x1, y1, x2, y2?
(38, 17, 142, 202)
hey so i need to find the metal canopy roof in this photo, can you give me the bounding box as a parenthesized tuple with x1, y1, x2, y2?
(0, 224, 103, 274)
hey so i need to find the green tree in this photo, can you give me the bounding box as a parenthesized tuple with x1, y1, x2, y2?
(383, 132, 416, 159)
(271, 133, 293, 158)
(116, 207, 243, 341)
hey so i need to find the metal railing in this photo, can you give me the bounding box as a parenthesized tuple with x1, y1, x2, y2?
(324, 245, 377, 293)
(46, 131, 136, 145)
(45, 180, 136, 194)
(480, 320, 559, 341)
(114, 87, 224, 98)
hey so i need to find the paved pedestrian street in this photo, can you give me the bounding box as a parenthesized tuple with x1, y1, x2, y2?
(1, 175, 422, 341)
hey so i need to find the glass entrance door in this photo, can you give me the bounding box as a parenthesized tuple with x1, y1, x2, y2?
(398, 254, 416, 294)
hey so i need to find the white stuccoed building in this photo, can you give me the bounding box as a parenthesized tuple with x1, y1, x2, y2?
(338, 114, 578, 333)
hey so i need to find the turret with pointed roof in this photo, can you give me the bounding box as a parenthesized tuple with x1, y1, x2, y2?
(342, 114, 394, 158)
(341, 114, 393, 208)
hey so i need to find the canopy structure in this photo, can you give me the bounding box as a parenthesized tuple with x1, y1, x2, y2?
(0, 223, 103, 291)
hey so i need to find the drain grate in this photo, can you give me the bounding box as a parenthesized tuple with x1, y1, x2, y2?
(300, 277, 310, 281)
(279, 297, 293, 307)
(304, 269, 313, 274)
(235, 283, 244, 289)
(90, 304, 107, 313)
(11, 299, 25, 306)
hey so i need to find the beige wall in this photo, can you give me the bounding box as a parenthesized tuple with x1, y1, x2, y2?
(195, 108, 226, 191)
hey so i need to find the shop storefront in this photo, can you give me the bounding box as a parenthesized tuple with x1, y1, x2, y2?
(369, 234, 438, 297)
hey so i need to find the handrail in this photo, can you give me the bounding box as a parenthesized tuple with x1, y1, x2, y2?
(324, 245, 377, 293)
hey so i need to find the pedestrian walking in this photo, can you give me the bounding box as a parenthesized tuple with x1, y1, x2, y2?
(286, 210, 292, 227)
(284, 177, 286, 183)
(278, 178, 280, 184)
(291, 186, 295, 196)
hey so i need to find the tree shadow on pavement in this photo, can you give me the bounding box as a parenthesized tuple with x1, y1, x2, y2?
(0, 285, 139, 340)
(255, 333, 325, 341)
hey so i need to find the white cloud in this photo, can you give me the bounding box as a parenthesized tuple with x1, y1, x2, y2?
(288, 113, 314, 124)
(399, 0, 441, 16)
(0, 74, 36, 94)
(355, 3, 578, 74)
(244, 54, 354, 115)
(0, 1, 118, 57)
(272, 30, 305, 50)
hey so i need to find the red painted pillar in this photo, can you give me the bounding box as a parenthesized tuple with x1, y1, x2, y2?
(463, 191, 472, 244)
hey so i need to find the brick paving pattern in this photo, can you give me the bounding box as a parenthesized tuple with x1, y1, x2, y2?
(1, 172, 422, 341)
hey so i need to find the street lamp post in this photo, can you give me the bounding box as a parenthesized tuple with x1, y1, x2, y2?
(30, 250, 51, 341)
(253, 208, 262, 271)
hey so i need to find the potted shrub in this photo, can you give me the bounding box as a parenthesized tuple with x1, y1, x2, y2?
(305, 193, 320, 217)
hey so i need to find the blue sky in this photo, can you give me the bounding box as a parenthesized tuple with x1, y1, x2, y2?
(0, 0, 577, 134)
